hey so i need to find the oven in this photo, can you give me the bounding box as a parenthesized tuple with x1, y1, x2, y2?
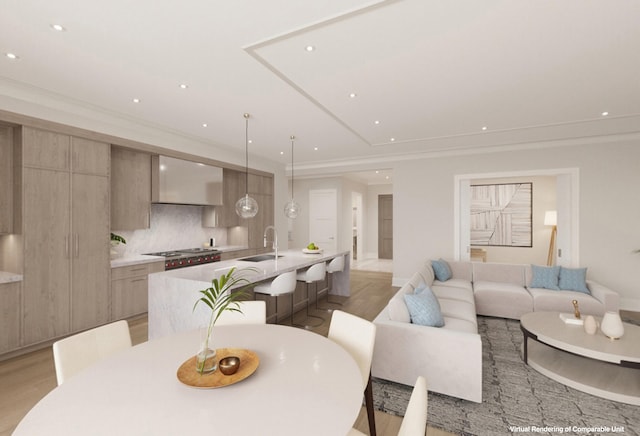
(144, 248, 222, 270)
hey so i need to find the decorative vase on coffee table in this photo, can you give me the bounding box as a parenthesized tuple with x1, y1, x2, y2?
(600, 311, 624, 340)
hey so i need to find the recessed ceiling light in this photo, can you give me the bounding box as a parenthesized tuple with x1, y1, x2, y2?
(197, 163, 205, 167)
(314, 147, 318, 151)
(180, 83, 188, 89)
(305, 45, 315, 52)
(51, 24, 66, 32)
(482, 126, 488, 131)
(159, 164, 167, 171)
(248, 139, 253, 144)
(132, 98, 141, 103)
(374, 120, 380, 125)
(202, 123, 208, 127)
(385, 176, 390, 180)
(5, 52, 19, 60)
(375, 170, 379, 174)
(601, 111, 609, 116)
(349, 93, 357, 99)
(390, 137, 396, 142)
(280, 151, 284, 155)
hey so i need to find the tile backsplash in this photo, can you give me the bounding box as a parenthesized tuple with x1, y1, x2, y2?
(114, 204, 229, 256)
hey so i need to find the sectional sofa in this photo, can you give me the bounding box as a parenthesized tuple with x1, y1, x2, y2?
(371, 260, 619, 403)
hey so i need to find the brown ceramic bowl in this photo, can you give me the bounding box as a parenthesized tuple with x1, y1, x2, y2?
(219, 356, 240, 375)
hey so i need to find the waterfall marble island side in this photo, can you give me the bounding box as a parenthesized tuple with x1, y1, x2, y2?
(148, 249, 350, 339)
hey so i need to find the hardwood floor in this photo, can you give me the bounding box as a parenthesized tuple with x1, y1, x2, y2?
(0, 269, 451, 436)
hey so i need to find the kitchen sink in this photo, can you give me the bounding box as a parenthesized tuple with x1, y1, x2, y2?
(240, 254, 283, 262)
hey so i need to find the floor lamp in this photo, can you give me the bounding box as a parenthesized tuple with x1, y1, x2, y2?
(545, 211, 557, 266)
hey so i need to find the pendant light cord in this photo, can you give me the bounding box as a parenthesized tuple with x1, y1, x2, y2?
(290, 135, 295, 199)
(244, 113, 250, 196)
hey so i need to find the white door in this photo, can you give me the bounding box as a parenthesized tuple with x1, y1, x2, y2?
(309, 189, 337, 251)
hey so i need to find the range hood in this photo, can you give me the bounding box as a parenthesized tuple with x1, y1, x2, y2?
(152, 156, 223, 206)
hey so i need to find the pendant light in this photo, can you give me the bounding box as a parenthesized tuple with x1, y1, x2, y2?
(235, 113, 259, 218)
(284, 135, 300, 219)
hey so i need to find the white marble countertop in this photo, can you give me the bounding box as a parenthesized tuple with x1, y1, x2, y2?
(0, 271, 23, 284)
(149, 249, 349, 284)
(110, 255, 165, 268)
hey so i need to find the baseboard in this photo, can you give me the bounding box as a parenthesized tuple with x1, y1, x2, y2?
(619, 297, 640, 312)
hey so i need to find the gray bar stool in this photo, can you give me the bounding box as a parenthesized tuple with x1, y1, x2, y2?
(253, 270, 297, 325)
(295, 262, 326, 329)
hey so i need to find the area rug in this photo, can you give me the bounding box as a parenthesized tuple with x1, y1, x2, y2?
(372, 317, 640, 436)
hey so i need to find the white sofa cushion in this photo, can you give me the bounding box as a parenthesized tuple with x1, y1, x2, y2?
(441, 316, 478, 334)
(439, 298, 477, 326)
(432, 284, 475, 305)
(473, 262, 526, 286)
(528, 287, 605, 316)
(473, 281, 533, 320)
(433, 278, 473, 292)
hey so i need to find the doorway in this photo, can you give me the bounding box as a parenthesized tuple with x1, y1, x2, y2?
(378, 194, 393, 259)
(352, 192, 363, 261)
(309, 189, 338, 251)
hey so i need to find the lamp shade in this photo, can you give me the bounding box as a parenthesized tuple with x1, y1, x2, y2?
(544, 210, 557, 226)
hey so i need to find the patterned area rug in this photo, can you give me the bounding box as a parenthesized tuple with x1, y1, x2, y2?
(372, 317, 640, 436)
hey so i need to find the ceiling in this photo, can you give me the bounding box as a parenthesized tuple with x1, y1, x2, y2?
(1, 0, 639, 184)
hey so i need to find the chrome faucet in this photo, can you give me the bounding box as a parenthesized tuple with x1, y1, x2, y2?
(263, 225, 278, 259)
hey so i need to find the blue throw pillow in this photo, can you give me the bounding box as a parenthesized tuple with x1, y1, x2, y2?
(403, 286, 444, 327)
(530, 265, 560, 290)
(431, 259, 452, 282)
(559, 267, 590, 294)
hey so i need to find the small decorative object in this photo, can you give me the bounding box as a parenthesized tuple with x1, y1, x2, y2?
(219, 356, 240, 375)
(583, 315, 597, 335)
(193, 267, 257, 374)
(600, 310, 625, 340)
(110, 232, 126, 259)
(572, 299, 581, 319)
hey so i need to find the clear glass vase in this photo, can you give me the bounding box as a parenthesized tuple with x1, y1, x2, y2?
(196, 327, 217, 373)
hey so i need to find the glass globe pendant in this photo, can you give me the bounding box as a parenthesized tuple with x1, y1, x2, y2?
(284, 135, 300, 219)
(236, 113, 259, 219)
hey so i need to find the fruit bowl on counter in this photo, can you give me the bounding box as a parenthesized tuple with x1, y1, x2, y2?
(302, 243, 322, 254)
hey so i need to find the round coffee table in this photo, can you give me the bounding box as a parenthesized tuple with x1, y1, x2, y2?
(520, 311, 640, 405)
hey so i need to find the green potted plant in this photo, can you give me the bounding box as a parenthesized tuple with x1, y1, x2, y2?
(110, 232, 126, 259)
(193, 267, 257, 374)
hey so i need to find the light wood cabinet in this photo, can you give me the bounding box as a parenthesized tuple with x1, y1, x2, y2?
(111, 261, 164, 320)
(0, 281, 21, 354)
(111, 147, 151, 230)
(22, 127, 110, 345)
(246, 174, 274, 251)
(0, 126, 13, 234)
(203, 168, 245, 228)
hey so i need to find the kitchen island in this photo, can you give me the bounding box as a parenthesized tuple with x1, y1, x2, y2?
(148, 249, 350, 339)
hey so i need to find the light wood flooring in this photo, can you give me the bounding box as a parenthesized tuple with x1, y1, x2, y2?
(0, 269, 452, 436)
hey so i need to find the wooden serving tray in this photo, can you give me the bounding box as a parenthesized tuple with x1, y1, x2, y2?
(176, 348, 259, 388)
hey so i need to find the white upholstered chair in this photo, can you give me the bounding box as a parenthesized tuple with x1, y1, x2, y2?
(52, 320, 132, 386)
(328, 310, 377, 436)
(348, 376, 428, 436)
(215, 300, 267, 325)
(253, 271, 297, 324)
(295, 262, 327, 328)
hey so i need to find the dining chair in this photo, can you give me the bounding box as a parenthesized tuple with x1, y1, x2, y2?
(215, 300, 266, 325)
(253, 271, 297, 325)
(348, 376, 428, 436)
(52, 320, 132, 386)
(328, 310, 377, 436)
(295, 262, 327, 328)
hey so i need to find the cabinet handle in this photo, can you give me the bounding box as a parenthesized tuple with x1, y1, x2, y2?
(131, 278, 147, 283)
(74, 233, 79, 258)
(65, 234, 70, 258)
(130, 267, 147, 273)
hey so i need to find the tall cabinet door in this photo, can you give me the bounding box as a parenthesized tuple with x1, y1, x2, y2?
(71, 172, 110, 331)
(22, 167, 71, 345)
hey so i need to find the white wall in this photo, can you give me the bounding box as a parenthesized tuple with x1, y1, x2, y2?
(393, 141, 640, 310)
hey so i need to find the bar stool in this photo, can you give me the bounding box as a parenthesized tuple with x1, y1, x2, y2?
(253, 271, 297, 325)
(295, 262, 326, 329)
(319, 255, 345, 310)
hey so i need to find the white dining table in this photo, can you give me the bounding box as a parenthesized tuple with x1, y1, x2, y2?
(14, 324, 363, 436)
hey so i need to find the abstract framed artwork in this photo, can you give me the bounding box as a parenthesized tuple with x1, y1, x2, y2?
(470, 182, 532, 247)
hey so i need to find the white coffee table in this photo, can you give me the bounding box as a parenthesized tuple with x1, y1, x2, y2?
(520, 311, 640, 405)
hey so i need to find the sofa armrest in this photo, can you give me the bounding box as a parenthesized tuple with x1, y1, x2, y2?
(586, 280, 619, 313)
(372, 314, 482, 403)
